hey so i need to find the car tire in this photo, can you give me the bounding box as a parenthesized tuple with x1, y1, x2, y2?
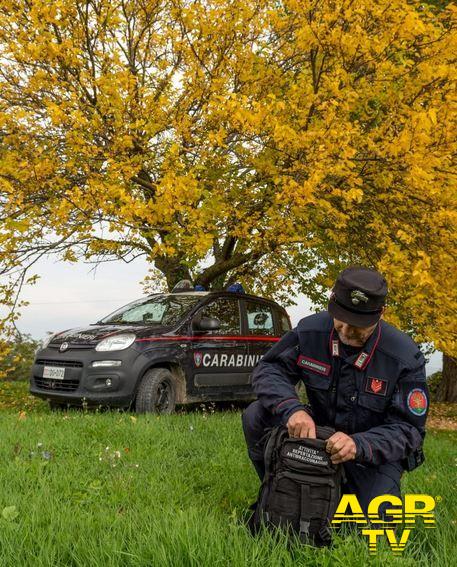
(135, 368, 177, 414)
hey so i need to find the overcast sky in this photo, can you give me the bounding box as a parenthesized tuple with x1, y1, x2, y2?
(13, 257, 442, 375)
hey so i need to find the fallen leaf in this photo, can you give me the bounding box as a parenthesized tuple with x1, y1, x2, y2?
(2, 506, 19, 521)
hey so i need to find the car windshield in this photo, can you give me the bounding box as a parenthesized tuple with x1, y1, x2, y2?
(98, 294, 201, 326)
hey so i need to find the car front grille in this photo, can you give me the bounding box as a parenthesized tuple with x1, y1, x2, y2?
(35, 359, 83, 368)
(48, 343, 93, 350)
(33, 377, 80, 392)
(34, 359, 82, 392)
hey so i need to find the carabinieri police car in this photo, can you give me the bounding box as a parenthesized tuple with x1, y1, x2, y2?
(29, 283, 291, 413)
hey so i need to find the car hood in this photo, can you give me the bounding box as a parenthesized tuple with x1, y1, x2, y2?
(49, 324, 174, 346)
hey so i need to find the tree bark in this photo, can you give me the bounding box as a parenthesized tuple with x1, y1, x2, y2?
(154, 256, 192, 291)
(196, 251, 264, 289)
(153, 241, 263, 292)
(436, 354, 457, 402)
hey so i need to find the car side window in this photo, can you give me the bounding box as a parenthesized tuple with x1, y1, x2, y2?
(278, 311, 291, 335)
(198, 298, 241, 335)
(246, 302, 275, 336)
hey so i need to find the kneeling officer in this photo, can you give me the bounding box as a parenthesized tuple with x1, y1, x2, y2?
(242, 266, 429, 513)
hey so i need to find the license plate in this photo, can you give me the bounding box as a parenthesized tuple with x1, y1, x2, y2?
(43, 366, 65, 380)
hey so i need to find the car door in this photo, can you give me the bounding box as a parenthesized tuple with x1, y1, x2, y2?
(190, 296, 250, 392)
(244, 300, 281, 383)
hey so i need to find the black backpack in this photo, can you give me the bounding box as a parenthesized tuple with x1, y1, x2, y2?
(249, 425, 343, 547)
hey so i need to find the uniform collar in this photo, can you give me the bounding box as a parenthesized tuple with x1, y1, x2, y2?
(329, 321, 382, 371)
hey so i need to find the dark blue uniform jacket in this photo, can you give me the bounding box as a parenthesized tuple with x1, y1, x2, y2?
(252, 311, 429, 467)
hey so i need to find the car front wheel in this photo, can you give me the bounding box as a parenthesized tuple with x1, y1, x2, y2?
(135, 368, 177, 414)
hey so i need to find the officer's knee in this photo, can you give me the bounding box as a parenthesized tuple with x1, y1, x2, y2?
(343, 461, 403, 517)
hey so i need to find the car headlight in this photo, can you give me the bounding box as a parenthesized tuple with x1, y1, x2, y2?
(95, 333, 136, 352)
(40, 333, 57, 350)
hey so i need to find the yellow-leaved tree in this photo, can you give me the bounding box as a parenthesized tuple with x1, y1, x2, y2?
(0, 1, 456, 391)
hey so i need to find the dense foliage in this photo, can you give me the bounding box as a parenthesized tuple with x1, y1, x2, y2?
(0, 334, 40, 380)
(0, 1, 455, 357)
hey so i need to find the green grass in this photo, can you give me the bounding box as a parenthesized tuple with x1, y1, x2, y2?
(0, 379, 47, 412)
(0, 398, 455, 567)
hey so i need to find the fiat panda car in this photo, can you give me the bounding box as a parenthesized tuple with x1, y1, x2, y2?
(29, 288, 291, 413)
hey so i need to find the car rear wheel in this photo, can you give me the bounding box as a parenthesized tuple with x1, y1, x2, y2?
(135, 368, 177, 414)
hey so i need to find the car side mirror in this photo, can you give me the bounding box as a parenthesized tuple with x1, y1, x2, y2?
(192, 316, 221, 332)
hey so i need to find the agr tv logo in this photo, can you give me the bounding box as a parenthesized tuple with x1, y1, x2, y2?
(331, 494, 437, 555)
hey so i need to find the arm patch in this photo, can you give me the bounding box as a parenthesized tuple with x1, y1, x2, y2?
(407, 388, 428, 416)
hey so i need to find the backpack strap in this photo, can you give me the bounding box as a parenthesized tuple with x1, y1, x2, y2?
(298, 479, 334, 545)
(263, 426, 288, 477)
(250, 426, 287, 532)
(299, 484, 312, 540)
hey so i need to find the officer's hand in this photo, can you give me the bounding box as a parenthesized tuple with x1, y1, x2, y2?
(287, 410, 316, 439)
(326, 432, 356, 464)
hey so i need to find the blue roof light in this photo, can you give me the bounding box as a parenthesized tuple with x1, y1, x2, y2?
(226, 283, 245, 293)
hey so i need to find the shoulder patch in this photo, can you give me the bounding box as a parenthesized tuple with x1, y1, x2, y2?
(297, 355, 331, 376)
(407, 388, 428, 416)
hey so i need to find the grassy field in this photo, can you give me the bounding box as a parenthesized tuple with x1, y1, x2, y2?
(0, 383, 455, 566)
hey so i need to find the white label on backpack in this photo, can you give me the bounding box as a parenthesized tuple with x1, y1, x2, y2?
(284, 445, 329, 466)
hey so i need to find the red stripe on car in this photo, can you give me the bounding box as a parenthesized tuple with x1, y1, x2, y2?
(135, 336, 280, 342)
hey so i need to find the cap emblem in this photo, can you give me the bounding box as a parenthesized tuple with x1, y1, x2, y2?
(351, 290, 369, 305)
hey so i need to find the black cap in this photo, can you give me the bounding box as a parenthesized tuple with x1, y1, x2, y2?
(327, 266, 387, 328)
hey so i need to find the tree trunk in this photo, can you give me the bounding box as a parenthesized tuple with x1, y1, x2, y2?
(436, 354, 457, 402)
(154, 246, 261, 292)
(154, 256, 192, 291)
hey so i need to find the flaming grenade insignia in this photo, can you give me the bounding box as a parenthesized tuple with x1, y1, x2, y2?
(351, 290, 369, 305)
